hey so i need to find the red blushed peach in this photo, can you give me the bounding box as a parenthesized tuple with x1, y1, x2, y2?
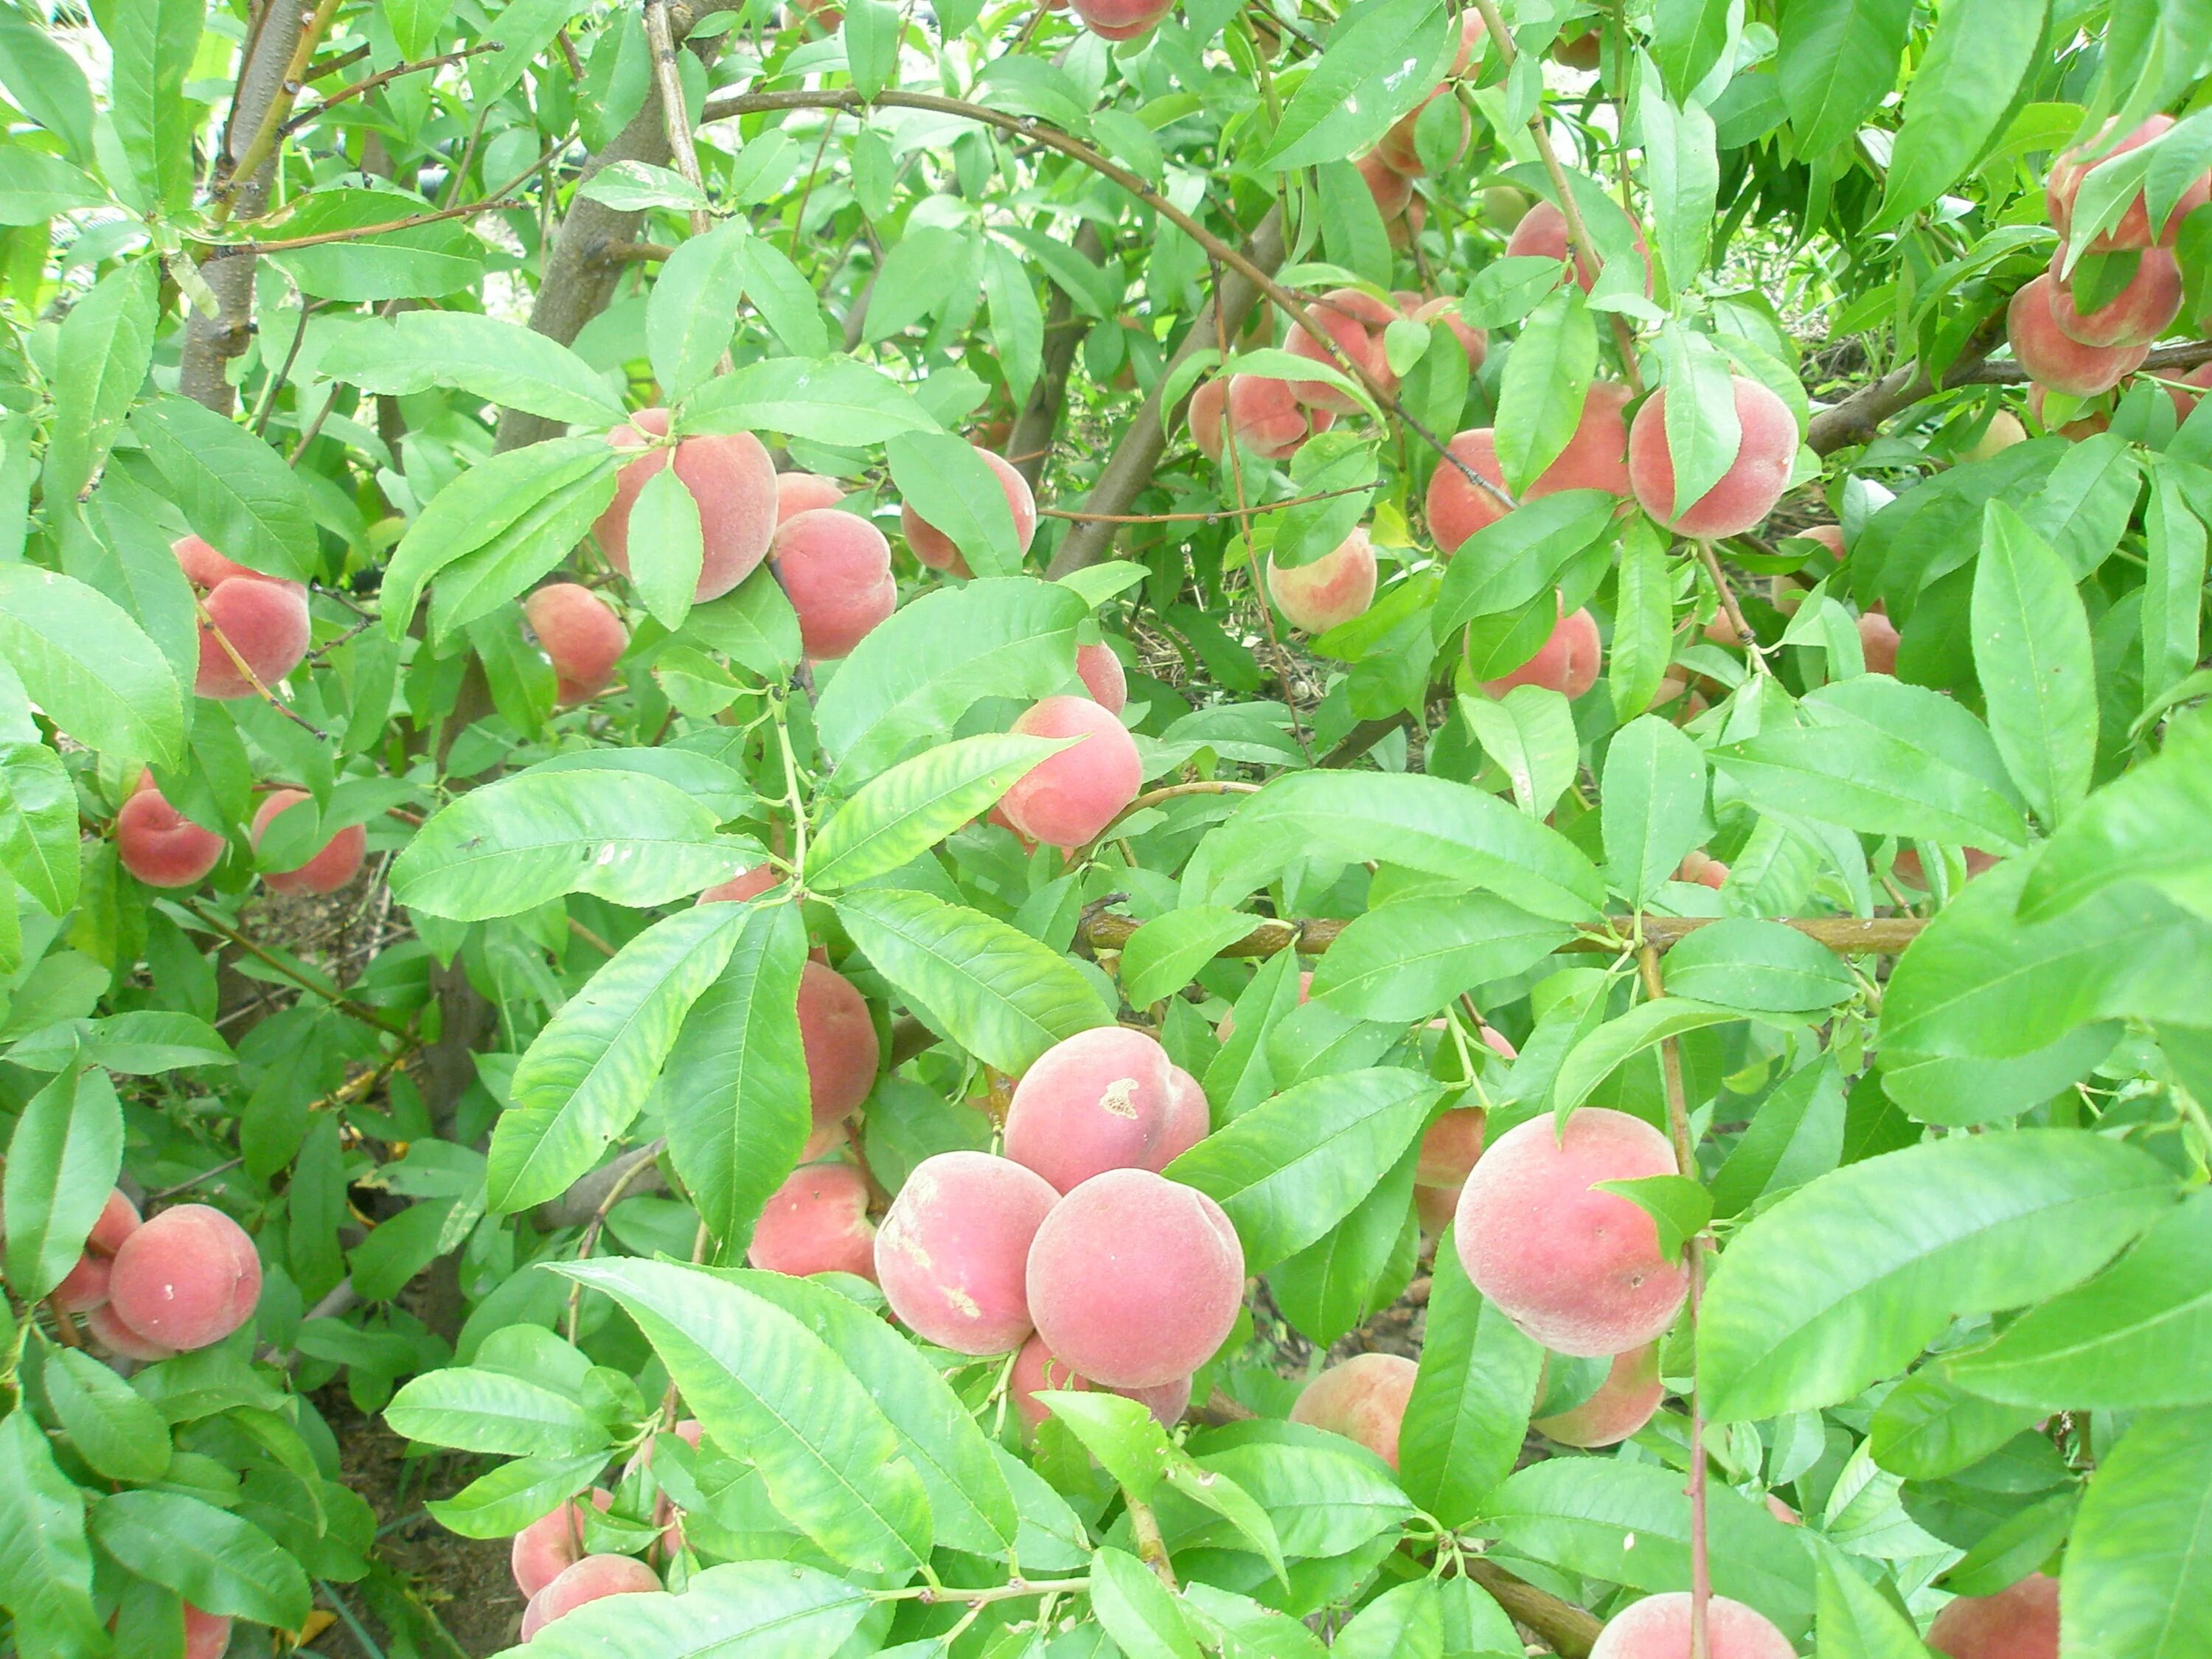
(1156, 1066, 1209, 1164)
(1267, 526, 1378, 634)
(1416, 1107, 1486, 1188)
(2048, 246, 2183, 349)
(1927, 1574, 2060, 1659)
(798, 961, 878, 1144)
(2027, 383, 2114, 442)
(524, 583, 628, 703)
(1445, 7, 1486, 74)
(1414, 1180, 1462, 1237)
(1289, 1353, 1418, 1470)
(1068, 0, 1172, 38)
(2166, 361, 2212, 420)
(1189, 378, 1230, 464)
(1026, 1168, 1245, 1388)
(2048, 116, 2210, 251)
(1387, 198, 1428, 251)
(107, 1204, 262, 1353)
(900, 448, 1037, 578)
(1892, 846, 2000, 889)
(251, 790, 366, 897)
(1009, 1332, 1191, 1433)
(1411, 295, 1488, 374)
(998, 695, 1143, 850)
(511, 1489, 613, 1598)
(1484, 606, 1601, 700)
(1355, 149, 1412, 219)
(52, 1252, 111, 1313)
(1554, 25, 1601, 68)
(696, 863, 782, 904)
(775, 471, 846, 524)
(1796, 524, 1846, 560)
(1376, 87, 1470, 178)
(773, 509, 896, 663)
(1765, 1494, 1800, 1525)
(874, 1151, 1060, 1354)
(1454, 1107, 1688, 1357)
(116, 783, 224, 889)
(1628, 375, 1798, 539)
(1221, 375, 1330, 461)
(182, 1605, 231, 1659)
(748, 1161, 877, 1280)
(518, 1554, 660, 1641)
(1676, 849, 1729, 890)
(1859, 608, 1900, 675)
(1005, 1026, 1178, 1194)
(1533, 1342, 1664, 1447)
(1589, 1593, 1796, 1659)
(1506, 200, 1651, 295)
(1075, 643, 1127, 712)
(86, 1301, 176, 1361)
(87, 1188, 142, 1256)
(594, 410, 777, 602)
(173, 533, 289, 591)
(1427, 383, 1632, 553)
(1285, 288, 1399, 414)
(2007, 276, 2149, 397)
(195, 575, 310, 699)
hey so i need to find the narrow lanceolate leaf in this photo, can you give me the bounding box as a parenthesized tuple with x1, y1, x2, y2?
(1778, 0, 1912, 157)
(489, 902, 746, 1213)
(0, 563, 183, 769)
(1119, 906, 1267, 1010)
(1875, 0, 2049, 228)
(1601, 714, 1711, 903)
(1972, 503, 2096, 829)
(45, 260, 156, 504)
(662, 900, 809, 1249)
(645, 220, 748, 403)
(131, 396, 316, 582)
(1815, 1550, 1936, 1659)
(886, 431, 1023, 578)
(2017, 716, 2212, 922)
(1399, 1225, 1545, 1526)
(1495, 287, 1597, 495)
(806, 732, 1070, 892)
(1660, 323, 1742, 521)
(391, 769, 751, 921)
(0, 739, 82, 917)
(1641, 89, 1718, 298)
(1307, 894, 1573, 1023)
(1551, 998, 1750, 1119)
(2, 1065, 122, 1301)
(42, 1348, 170, 1484)
(487, 1561, 875, 1659)
(2059, 1408, 2212, 1659)
(0, 1408, 106, 1659)
(1698, 1130, 2177, 1423)
(624, 465, 704, 631)
(678, 356, 941, 447)
(1166, 1068, 1444, 1271)
(89, 1490, 312, 1630)
(314, 310, 627, 426)
(559, 1258, 933, 1573)
(386, 1367, 610, 1457)
(835, 888, 1110, 1074)
(1257, 0, 1453, 170)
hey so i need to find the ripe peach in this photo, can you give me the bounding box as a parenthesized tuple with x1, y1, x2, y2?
(1189, 378, 1230, 464)
(2007, 276, 2149, 397)
(1507, 201, 1649, 295)
(696, 863, 782, 905)
(1267, 526, 1378, 634)
(1628, 376, 1798, 538)
(1005, 1026, 1178, 1194)
(1892, 846, 2000, 889)
(2165, 361, 2212, 420)
(1484, 605, 1601, 700)
(748, 1161, 877, 1280)
(1387, 198, 1427, 251)
(798, 961, 878, 1144)
(1858, 608, 1900, 675)
(1414, 1180, 1462, 1237)
(2048, 246, 2182, 349)
(86, 1301, 176, 1361)
(1453, 1107, 1688, 1356)
(251, 790, 366, 897)
(518, 1554, 660, 1641)
(2027, 383, 2114, 441)
(1795, 524, 1847, 560)
(874, 1151, 1059, 1354)
(195, 574, 311, 699)
(1285, 288, 1399, 414)
(1289, 1353, 1417, 1470)
(52, 1189, 140, 1312)
(1964, 411, 2028, 461)
(173, 534, 280, 591)
(1554, 25, 1601, 69)
(1427, 383, 1632, 553)
(594, 410, 777, 603)
(1355, 149, 1412, 219)
(1025, 1167, 1245, 1388)
(1445, 8, 1487, 74)
(997, 695, 1143, 849)
(1533, 1342, 1663, 1447)
(1589, 1593, 1796, 1659)
(2048, 116, 2210, 251)
(1376, 88, 1470, 178)
(116, 782, 224, 889)
(106, 1204, 261, 1352)
(1220, 375, 1330, 461)
(183, 1606, 231, 1659)
(511, 1489, 613, 1598)
(773, 509, 896, 662)
(1927, 1574, 2059, 1659)
(1067, 0, 1172, 39)
(1676, 849, 1728, 890)
(1075, 643, 1127, 712)
(1410, 295, 1488, 374)
(775, 471, 846, 524)
(1156, 1065, 1209, 1164)
(86, 1187, 142, 1255)
(1417, 1108, 1486, 1189)
(1009, 1332, 1191, 1433)
(901, 448, 1037, 578)
(524, 583, 628, 703)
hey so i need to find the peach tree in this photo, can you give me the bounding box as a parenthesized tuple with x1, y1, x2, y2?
(0, 0, 2210, 1654)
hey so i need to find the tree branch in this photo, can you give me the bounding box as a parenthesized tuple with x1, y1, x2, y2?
(1463, 1559, 1603, 1658)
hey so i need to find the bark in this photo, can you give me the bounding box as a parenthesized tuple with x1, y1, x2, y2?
(1009, 221, 1107, 489)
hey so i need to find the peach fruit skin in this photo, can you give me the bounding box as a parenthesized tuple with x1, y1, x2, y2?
(1075, 642, 1127, 712)
(1026, 1166, 1246, 1388)
(183, 1605, 232, 1659)
(251, 790, 367, 897)
(524, 583, 629, 703)
(1426, 383, 1632, 554)
(774, 470, 846, 524)
(511, 1489, 612, 1598)
(1627, 375, 1798, 539)
(2046, 246, 2182, 349)
(88, 1300, 177, 1360)
(2006, 276, 2149, 397)
(1267, 527, 1379, 634)
(1289, 1352, 1419, 1469)
(1532, 1342, 1665, 1447)
(797, 961, 879, 1143)
(594, 409, 778, 602)
(1068, 0, 1172, 39)
(105, 1203, 262, 1352)
(901, 448, 1037, 577)
(1454, 1107, 1688, 1357)
(2048, 115, 2210, 251)
(1484, 607, 1602, 701)
(998, 695, 1144, 849)
(748, 1161, 877, 1280)
(518, 1553, 660, 1641)
(1507, 200, 1650, 295)
(1009, 1332, 1192, 1433)
(1284, 288, 1399, 414)
(874, 1150, 1059, 1354)
(1927, 1573, 2060, 1659)
(1859, 609, 1901, 675)
(1004, 1025, 1180, 1194)
(1588, 1593, 1798, 1659)
(697, 863, 782, 905)
(1157, 1065, 1210, 1164)
(116, 783, 226, 888)
(195, 573, 311, 699)
(773, 508, 897, 662)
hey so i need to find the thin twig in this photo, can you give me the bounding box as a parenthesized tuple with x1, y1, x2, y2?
(1694, 540, 1766, 676)
(175, 898, 414, 1037)
(282, 43, 504, 133)
(192, 592, 330, 740)
(643, 0, 712, 240)
(1038, 481, 1377, 524)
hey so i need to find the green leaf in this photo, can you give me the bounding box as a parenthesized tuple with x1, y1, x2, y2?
(2, 1065, 121, 1301)
(680, 356, 941, 446)
(1181, 1584, 1329, 1659)
(1659, 323, 1743, 521)
(1972, 503, 2096, 829)
(1651, 0, 1731, 100)
(316, 311, 626, 426)
(2059, 1408, 2212, 1659)
(90, 0, 198, 211)
(1432, 489, 1618, 620)
(685, 574, 804, 679)
(1166, 1068, 1444, 1271)
(2143, 467, 2208, 710)
(0, 740, 81, 917)
(391, 769, 751, 921)
(1399, 1225, 1545, 1526)
(2017, 717, 2212, 922)
(0, 1408, 105, 1659)
(386, 1366, 610, 1456)
(268, 206, 487, 302)
(1307, 894, 1573, 1023)
(131, 396, 316, 582)
(843, 0, 899, 97)
(1814, 1551, 1933, 1659)
(1865, 1368, 2039, 1480)
(490, 1560, 873, 1659)
(1610, 518, 1673, 721)
(625, 465, 705, 631)
(560, 1258, 931, 1573)
(1495, 288, 1598, 496)
(383, 0, 445, 58)
(1601, 714, 1711, 903)
(424, 1453, 606, 1540)
(1459, 686, 1579, 819)
(1711, 1059, 1846, 1219)
(807, 733, 1068, 893)
(1119, 907, 1265, 1010)
(887, 431, 1023, 578)
(575, 160, 711, 215)
(1260, 0, 1453, 171)
(1091, 1545, 1200, 1659)
(0, 562, 184, 769)
(648, 221, 749, 403)
(1333, 1579, 1443, 1659)
(44, 260, 156, 504)
(1660, 919, 1857, 1015)
(1698, 1130, 2177, 1423)
(0, 13, 95, 164)
(490, 902, 746, 1212)
(1591, 1174, 1711, 1260)
(1776, 0, 1910, 156)
(89, 1490, 311, 1630)
(662, 900, 809, 1249)
(1641, 90, 1718, 299)
(43, 1348, 170, 1484)
(1551, 998, 1747, 1119)
(734, 234, 832, 360)
(1875, 0, 2049, 229)
(1270, 1147, 1419, 1347)
(836, 888, 1108, 1073)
